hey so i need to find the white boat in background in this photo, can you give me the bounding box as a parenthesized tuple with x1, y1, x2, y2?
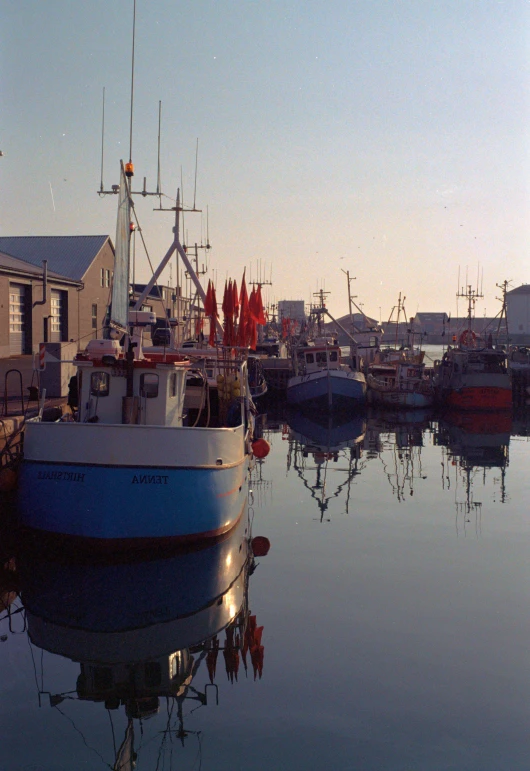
(18, 164, 258, 550)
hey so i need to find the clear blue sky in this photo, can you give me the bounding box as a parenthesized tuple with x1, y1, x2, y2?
(1, 1, 529, 320)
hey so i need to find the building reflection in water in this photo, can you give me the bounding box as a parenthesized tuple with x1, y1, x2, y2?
(436, 411, 511, 536)
(10, 511, 268, 769)
(285, 410, 366, 521)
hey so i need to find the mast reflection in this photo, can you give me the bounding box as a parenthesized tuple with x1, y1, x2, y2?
(286, 410, 366, 521)
(366, 410, 433, 501)
(436, 411, 511, 534)
(16, 512, 268, 768)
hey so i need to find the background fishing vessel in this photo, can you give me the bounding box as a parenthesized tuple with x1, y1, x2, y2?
(433, 285, 511, 411)
(287, 292, 366, 410)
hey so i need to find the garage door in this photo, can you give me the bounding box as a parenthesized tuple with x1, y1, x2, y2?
(9, 284, 26, 355)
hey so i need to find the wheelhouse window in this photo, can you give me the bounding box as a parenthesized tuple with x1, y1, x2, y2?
(316, 352, 327, 364)
(90, 371, 110, 397)
(329, 351, 338, 362)
(140, 373, 159, 398)
(305, 353, 314, 364)
(170, 372, 178, 397)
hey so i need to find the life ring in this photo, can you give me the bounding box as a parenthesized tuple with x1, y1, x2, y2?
(459, 329, 476, 348)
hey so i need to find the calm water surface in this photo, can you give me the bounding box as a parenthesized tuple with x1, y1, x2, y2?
(1, 391, 530, 769)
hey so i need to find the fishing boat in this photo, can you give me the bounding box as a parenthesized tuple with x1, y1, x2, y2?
(433, 286, 512, 411)
(365, 292, 434, 408)
(366, 352, 435, 408)
(286, 292, 366, 410)
(287, 338, 366, 410)
(17, 164, 258, 549)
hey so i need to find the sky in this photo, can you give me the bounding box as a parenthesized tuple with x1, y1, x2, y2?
(1, 1, 529, 321)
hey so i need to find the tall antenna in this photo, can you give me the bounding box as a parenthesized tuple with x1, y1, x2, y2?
(129, 0, 137, 165)
(193, 138, 199, 211)
(97, 0, 160, 198)
(156, 101, 162, 197)
(99, 87, 105, 193)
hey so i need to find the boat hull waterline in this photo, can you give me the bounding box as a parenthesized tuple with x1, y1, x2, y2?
(443, 385, 512, 411)
(366, 384, 434, 409)
(19, 421, 250, 545)
(287, 369, 366, 410)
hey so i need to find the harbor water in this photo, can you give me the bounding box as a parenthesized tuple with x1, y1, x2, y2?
(1, 363, 530, 768)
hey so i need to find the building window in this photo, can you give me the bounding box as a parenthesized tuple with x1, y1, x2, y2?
(100, 268, 105, 287)
(105, 269, 110, 288)
(91, 304, 98, 330)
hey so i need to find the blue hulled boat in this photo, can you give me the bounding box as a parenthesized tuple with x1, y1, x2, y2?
(287, 339, 366, 411)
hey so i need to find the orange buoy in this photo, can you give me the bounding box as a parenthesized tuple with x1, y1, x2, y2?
(0, 468, 17, 493)
(251, 438, 270, 459)
(251, 536, 271, 557)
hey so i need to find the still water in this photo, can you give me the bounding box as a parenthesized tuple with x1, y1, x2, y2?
(1, 396, 530, 769)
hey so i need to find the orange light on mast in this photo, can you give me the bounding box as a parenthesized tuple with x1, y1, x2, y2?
(125, 162, 134, 178)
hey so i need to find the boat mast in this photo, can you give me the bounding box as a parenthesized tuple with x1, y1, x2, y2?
(312, 288, 330, 337)
(342, 269, 356, 334)
(495, 279, 510, 340)
(457, 284, 483, 334)
(388, 293, 406, 347)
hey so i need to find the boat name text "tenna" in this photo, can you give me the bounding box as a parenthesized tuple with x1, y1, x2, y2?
(132, 474, 169, 485)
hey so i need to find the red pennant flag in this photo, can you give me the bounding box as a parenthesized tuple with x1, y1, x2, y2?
(256, 285, 267, 325)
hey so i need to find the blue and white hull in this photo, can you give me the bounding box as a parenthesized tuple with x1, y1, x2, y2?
(287, 369, 366, 410)
(18, 421, 251, 547)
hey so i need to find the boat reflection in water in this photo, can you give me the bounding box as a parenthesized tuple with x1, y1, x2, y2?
(286, 410, 366, 521)
(18, 512, 269, 768)
(365, 410, 433, 501)
(436, 411, 511, 534)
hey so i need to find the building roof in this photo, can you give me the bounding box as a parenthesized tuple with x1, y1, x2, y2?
(414, 312, 449, 322)
(0, 250, 76, 282)
(0, 235, 110, 281)
(506, 284, 530, 296)
(335, 312, 379, 329)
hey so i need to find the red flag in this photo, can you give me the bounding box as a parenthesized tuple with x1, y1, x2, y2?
(210, 283, 218, 319)
(256, 285, 267, 325)
(246, 288, 258, 350)
(208, 282, 218, 347)
(203, 280, 213, 317)
(237, 273, 249, 347)
(232, 280, 239, 319)
(222, 280, 235, 346)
